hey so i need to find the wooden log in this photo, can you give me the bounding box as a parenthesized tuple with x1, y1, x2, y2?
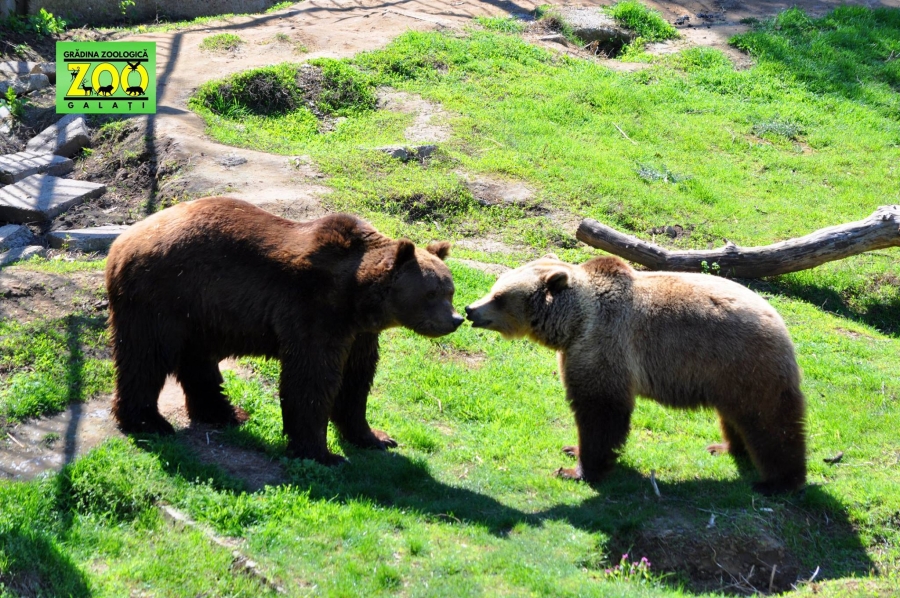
(576, 205, 900, 278)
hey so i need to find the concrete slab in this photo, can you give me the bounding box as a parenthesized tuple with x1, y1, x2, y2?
(0, 73, 50, 97)
(0, 175, 106, 223)
(26, 114, 90, 158)
(0, 151, 74, 184)
(0, 224, 33, 250)
(48, 225, 129, 252)
(0, 246, 46, 267)
(0, 61, 37, 77)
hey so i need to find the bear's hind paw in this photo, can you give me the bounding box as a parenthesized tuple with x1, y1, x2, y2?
(555, 466, 583, 481)
(706, 442, 730, 456)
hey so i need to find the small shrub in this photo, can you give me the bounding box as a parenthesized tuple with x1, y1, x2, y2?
(636, 163, 689, 183)
(0, 87, 27, 121)
(605, 1, 678, 42)
(2, 8, 66, 37)
(199, 32, 243, 52)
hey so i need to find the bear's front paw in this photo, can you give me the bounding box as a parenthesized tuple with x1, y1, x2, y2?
(555, 466, 583, 481)
(562, 445, 579, 459)
(371, 428, 398, 449)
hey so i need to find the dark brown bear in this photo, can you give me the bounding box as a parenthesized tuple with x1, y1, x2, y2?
(106, 197, 463, 465)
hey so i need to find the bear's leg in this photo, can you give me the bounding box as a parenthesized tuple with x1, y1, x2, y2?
(280, 346, 349, 466)
(176, 353, 248, 427)
(110, 322, 175, 436)
(557, 379, 634, 483)
(730, 388, 806, 495)
(707, 414, 748, 457)
(330, 333, 397, 450)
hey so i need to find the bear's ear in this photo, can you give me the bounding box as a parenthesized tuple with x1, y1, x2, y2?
(426, 241, 451, 261)
(544, 269, 569, 294)
(542, 253, 559, 260)
(395, 239, 417, 268)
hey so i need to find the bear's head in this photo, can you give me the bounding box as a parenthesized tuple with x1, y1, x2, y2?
(388, 240, 464, 337)
(464, 256, 579, 346)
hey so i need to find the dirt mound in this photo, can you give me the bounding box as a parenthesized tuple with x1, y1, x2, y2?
(613, 515, 802, 594)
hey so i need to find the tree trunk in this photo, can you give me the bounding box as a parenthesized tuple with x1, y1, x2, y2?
(575, 205, 900, 278)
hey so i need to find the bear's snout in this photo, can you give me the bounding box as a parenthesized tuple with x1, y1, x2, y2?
(464, 304, 489, 328)
(452, 313, 465, 330)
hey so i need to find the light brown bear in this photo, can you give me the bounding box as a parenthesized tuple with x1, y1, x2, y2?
(106, 197, 463, 465)
(465, 255, 806, 494)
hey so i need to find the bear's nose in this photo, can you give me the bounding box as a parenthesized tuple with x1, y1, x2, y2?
(452, 314, 465, 330)
(464, 305, 473, 317)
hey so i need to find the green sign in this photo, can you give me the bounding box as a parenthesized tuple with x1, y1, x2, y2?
(56, 41, 156, 114)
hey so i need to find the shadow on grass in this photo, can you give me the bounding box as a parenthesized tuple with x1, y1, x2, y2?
(138, 432, 874, 594)
(0, 527, 90, 597)
(731, 6, 900, 113)
(745, 277, 900, 338)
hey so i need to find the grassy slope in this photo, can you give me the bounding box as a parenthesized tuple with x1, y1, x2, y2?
(1, 6, 899, 596)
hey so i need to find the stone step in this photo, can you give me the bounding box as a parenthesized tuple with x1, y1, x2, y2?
(48, 225, 129, 252)
(0, 175, 106, 223)
(26, 114, 90, 158)
(0, 151, 74, 184)
(0, 246, 45, 267)
(0, 224, 33, 251)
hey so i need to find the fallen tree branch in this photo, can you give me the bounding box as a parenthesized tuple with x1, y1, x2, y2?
(576, 205, 900, 278)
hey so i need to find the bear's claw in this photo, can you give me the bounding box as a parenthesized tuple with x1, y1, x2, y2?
(706, 442, 730, 456)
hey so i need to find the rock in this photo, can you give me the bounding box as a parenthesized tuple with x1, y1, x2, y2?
(0, 175, 106, 223)
(0, 245, 46, 267)
(0, 73, 50, 97)
(554, 8, 635, 49)
(25, 114, 90, 158)
(538, 34, 570, 46)
(466, 178, 534, 207)
(216, 154, 248, 168)
(0, 61, 38, 77)
(376, 144, 438, 162)
(0, 151, 74, 184)
(0, 106, 10, 121)
(0, 224, 33, 250)
(29, 62, 56, 83)
(47, 225, 129, 252)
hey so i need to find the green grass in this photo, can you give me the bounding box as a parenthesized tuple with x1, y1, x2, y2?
(100, 2, 298, 33)
(605, 0, 678, 42)
(199, 32, 243, 52)
(475, 15, 527, 34)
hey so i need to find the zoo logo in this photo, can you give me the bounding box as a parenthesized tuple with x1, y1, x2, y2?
(56, 41, 156, 114)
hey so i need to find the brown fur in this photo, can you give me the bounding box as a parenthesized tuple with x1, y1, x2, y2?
(465, 255, 806, 494)
(106, 197, 462, 464)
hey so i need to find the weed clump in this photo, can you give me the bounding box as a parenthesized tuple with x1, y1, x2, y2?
(192, 60, 374, 121)
(194, 63, 301, 117)
(301, 59, 376, 116)
(199, 32, 243, 52)
(605, 0, 678, 42)
(475, 16, 527, 34)
(752, 118, 804, 140)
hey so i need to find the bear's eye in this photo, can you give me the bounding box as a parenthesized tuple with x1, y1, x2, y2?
(426, 290, 437, 300)
(492, 294, 505, 307)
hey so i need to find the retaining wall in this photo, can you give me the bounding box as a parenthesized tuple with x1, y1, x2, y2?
(29, 0, 282, 26)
